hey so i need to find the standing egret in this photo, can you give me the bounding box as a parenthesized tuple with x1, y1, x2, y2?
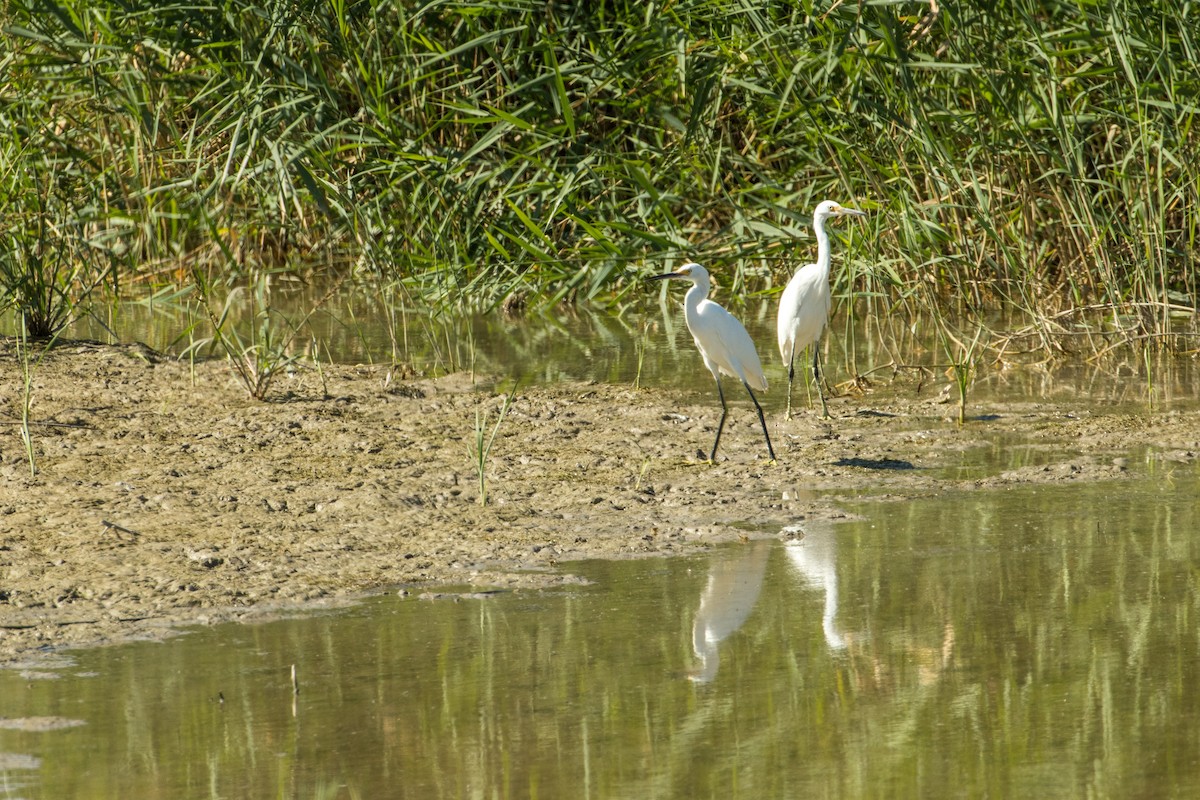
(650, 263, 776, 463)
(777, 200, 867, 420)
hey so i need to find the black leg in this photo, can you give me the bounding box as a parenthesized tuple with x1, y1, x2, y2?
(744, 381, 777, 462)
(709, 377, 729, 462)
(813, 346, 830, 418)
(785, 355, 795, 421)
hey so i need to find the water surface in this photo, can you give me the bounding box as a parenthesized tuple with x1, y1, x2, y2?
(3, 461, 1198, 798)
(9, 285, 1198, 410)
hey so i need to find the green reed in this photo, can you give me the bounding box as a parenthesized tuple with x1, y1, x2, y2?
(15, 320, 38, 476)
(468, 382, 519, 507)
(1, 0, 1196, 355)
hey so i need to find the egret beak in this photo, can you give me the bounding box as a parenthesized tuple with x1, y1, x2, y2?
(840, 208, 867, 218)
(648, 272, 680, 281)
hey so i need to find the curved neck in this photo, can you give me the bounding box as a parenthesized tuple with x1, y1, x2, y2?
(814, 215, 833, 279)
(684, 279, 708, 313)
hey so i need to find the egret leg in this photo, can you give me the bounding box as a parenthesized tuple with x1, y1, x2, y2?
(743, 381, 777, 462)
(813, 347, 830, 419)
(709, 378, 729, 463)
(785, 356, 796, 421)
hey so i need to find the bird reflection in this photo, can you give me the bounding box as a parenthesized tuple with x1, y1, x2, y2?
(689, 540, 771, 683)
(783, 521, 847, 650)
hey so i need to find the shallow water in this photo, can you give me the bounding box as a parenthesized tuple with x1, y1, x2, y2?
(13, 286, 1200, 411)
(5, 290, 1200, 797)
(3, 460, 1198, 799)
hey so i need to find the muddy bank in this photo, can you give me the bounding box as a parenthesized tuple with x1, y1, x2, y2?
(1, 340, 1197, 664)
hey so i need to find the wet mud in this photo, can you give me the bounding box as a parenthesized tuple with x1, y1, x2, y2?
(2, 340, 1197, 663)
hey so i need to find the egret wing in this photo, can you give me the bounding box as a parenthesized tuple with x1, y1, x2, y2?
(691, 299, 768, 391)
(776, 262, 831, 364)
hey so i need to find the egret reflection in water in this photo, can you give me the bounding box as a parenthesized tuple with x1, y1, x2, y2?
(689, 540, 771, 683)
(784, 521, 848, 650)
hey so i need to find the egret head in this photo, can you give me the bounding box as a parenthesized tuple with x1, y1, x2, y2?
(813, 200, 867, 222)
(648, 262, 710, 285)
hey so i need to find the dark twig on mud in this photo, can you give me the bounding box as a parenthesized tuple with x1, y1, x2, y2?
(101, 519, 141, 539)
(0, 420, 93, 430)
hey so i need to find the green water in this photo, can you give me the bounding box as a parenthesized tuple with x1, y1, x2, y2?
(7, 284, 1199, 409)
(2, 460, 1198, 799)
(5, 290, 1200, 796)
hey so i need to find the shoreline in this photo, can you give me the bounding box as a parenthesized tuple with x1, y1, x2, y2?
(2, 341, 1196, 665)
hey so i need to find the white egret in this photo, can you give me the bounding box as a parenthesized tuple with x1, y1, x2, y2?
(650, 263, 776, 463)
(690, 540, 770, 683)
(783, 522, 847, 651)
(777, 200, 867, 420)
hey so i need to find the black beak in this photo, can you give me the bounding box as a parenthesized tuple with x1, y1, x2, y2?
(648, 272, 679, 281)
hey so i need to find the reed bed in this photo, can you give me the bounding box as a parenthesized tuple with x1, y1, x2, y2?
(1, 0, 1197, 356)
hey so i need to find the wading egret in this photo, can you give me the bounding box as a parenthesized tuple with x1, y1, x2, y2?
(650, 263, 776, 463)
(777, 200, 867, 420)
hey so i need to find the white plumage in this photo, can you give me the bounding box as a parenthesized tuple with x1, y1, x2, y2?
(651, 263, 775, 462)
(777, 200, 866, 419)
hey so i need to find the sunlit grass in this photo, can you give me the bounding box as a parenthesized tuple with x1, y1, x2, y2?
(15, 321, 39, 477)
(0, 0, 1196, 363)
(468, 382, 519, 507)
